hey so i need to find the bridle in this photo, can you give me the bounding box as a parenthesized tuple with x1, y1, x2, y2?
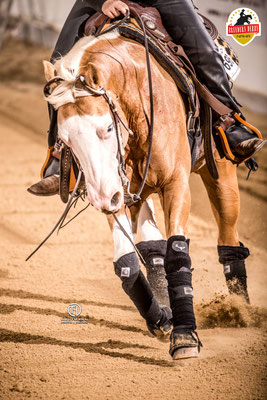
(44, 74, 136, 202)
(26, 10, 154, 262)
(43, 7, 155, 204)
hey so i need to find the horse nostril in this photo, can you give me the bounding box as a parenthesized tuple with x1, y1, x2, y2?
(111, 191, 121, 207)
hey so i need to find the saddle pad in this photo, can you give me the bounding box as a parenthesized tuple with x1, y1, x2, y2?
(215, 34, 240, 81)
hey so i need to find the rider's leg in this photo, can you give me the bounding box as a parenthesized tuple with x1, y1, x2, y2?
(150, 0, 264, 158)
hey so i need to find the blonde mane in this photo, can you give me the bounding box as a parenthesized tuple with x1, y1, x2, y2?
(45, 31, 120, 110)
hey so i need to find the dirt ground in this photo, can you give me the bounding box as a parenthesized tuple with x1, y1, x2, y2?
(0, 39, 266, 400)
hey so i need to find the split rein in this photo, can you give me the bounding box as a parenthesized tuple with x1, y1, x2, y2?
(26, 11, 154, 262)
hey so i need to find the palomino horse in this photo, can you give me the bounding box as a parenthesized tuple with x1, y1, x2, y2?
(43, 29, 249, 359)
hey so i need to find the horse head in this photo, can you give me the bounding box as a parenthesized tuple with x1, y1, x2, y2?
(43, 33, 130, 214)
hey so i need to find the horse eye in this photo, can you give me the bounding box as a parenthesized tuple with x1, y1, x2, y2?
(107, 124, 113, 133)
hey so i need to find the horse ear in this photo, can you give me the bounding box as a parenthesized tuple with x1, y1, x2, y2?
(42, 60, 56, 82)
(86, 63, 103, 88)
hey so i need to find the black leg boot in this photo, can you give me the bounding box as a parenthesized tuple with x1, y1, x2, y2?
(114, 252, 172, 341)
(218, 243, 250, 303)
(136, 240, 169, 306)
(165, 236, 202, 359)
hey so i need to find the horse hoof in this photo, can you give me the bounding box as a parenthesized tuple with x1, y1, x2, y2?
(146, 305, 172, 342)
(172, 346, 199, 360)
(169, 328, 202, 360)
(153, 324, 172, 343)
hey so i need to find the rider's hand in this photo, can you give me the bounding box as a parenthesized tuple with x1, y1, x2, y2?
(102, 0, 129, 18)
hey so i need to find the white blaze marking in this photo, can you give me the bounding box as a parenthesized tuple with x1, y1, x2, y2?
(58, 113, 123, 211)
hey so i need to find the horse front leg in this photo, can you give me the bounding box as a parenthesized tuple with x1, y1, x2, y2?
(106, 207, 172, 340)
(132, 198, 169, 305)
(161, 172, 201, 359)
(198, 152, 250, 303)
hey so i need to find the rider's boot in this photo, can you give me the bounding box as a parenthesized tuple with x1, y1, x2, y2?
(27, 153, 60, 197)
(214, 113, 265, 163)
(218, 243, 250, 303)
(27, 173, 59, 196)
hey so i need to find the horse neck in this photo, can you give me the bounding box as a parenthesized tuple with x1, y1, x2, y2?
(82, 37, 154, 141)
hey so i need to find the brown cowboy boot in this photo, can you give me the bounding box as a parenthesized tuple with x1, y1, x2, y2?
(234, 137, 265, 157)
(216, 113, 266, 163)
(27, 175, 59, 196)
(27, 150, 60, 197)
(226, 123, 266, 159)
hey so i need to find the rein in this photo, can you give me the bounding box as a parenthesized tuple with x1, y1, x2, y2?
(43, 10, 154, 204)
(26, 170, 83, 261)
(83, 9, 155, 202)
(26, 11, 155, 262)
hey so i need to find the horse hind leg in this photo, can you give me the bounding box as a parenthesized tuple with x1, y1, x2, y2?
(134, 198, 169, 306)
(106, 209, 172, 341)
(198, 154, 250, 303)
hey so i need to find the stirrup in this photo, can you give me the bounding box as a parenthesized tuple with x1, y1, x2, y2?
(215, 113, 263, 164)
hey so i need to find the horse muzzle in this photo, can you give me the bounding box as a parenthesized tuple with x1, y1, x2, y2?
(86, 185, 123, 214)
